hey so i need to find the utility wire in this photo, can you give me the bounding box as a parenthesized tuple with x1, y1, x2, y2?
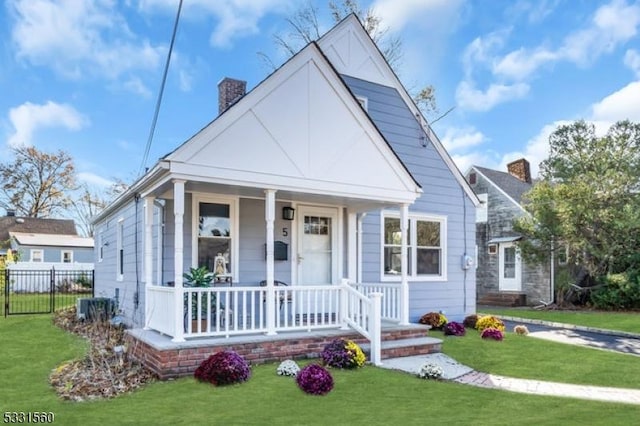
(139, 0, 183, 176)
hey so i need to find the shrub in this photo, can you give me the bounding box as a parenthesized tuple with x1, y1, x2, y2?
(514, 325, 529, 335)
(419, 312, 448, 329)
(276, 359, 300, 377)
(321, 339, 366, 369)
(296, 364, 334, 395)
(475, 315, 505, 332)
(590, 273, 640, 310)
(463, 314, 479, 329)
(418, 363, 443, 380)
(481, 327, 504, 341)
(194, 350, 251, 386)
(443, 321, 466, 336)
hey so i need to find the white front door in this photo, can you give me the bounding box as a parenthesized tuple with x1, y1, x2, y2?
(297, 206, 338, 285)
(499, 242, 521, 291)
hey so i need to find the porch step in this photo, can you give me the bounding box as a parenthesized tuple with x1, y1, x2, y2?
(360, 336, 442, 360)
(478, 292, 527, 307)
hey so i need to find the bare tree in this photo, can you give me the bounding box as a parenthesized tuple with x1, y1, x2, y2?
(260, 0, 441, 118)
(70, 185, 109, 237)
(0, 146, 77, 218)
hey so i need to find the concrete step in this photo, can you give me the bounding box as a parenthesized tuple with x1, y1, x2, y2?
(478, 292, 527, 307)
(361, 336, 442, 360)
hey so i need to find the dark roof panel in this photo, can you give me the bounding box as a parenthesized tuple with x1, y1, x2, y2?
(474, 166, 533, 204)
(0, 217, 78, 247)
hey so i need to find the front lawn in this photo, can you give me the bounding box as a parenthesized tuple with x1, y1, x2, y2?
(437, 329, 640, 389)
(480, 308, 640, 333)
(2, 315, 639, 425)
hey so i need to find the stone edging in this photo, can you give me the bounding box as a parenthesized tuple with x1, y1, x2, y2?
(490, 314, 640, 339)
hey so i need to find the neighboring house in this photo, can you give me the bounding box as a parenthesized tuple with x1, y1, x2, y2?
(0, 212, 93, 265)
(466, 159, 552, 306)
(92, 15, 478, 348)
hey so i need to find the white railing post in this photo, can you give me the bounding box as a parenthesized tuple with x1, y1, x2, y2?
(340, 278, 350, 330)
(143, 196, 155, 330)
(172, 180, 186, 342)
(369, 292, 383, 366)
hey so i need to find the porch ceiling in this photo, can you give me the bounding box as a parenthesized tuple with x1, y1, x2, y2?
(145, 177, 406, 212)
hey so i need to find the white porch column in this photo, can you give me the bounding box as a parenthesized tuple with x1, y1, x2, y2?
(357, 213, 366, 283)
(143, 196, 155, 330)
(265, 189, 277, 336)
(400, 203, 410, 325)
(172, 180, 186, 342)
(347, 210, 357, 282)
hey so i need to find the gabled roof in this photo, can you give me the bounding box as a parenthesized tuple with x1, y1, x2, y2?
(318, 14, 479, 206)
(0, 216, 78, 247)
(10, 232, 93, 248)
(471, 166, 533, 210)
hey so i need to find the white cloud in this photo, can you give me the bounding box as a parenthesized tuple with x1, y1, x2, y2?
(122, 77, 153, 98)
(6, 101, 88, 147)
(461, 31, 509, 78)
(372, 0, 465, 32)
(139, 0, 293, 48)
(493, 47, 557, 80)
(625, 49, 640, 77)
(452, 151, 501, 176)
(591, 81, 640, 122)
(455, 80, 529, 112)
(9, 0, 164, 82)
(440, 126, 487, 152)
(77, 172, 114, 188)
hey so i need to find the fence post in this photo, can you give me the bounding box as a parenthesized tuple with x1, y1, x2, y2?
(339, 279, 350, 330)
(50, 267, 55, 313)
(4, 268, 8, 317)
(368, 292, 383, 366)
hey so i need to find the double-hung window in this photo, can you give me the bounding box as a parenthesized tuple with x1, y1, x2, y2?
(382, 212, 447, 281)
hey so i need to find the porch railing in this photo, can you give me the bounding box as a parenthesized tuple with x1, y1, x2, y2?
(351, 282, 401, 322)
(145, 281, 385, 364)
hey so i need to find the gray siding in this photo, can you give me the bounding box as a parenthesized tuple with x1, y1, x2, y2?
(469, 170, 550, 304)
(343, 75, 476, 322)
(17, 245, 93, 263)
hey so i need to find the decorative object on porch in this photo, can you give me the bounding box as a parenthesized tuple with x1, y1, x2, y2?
(481, 327, 504, 341)
(296, 364, 333, 395)
(276, 359, 300, 377)
(194, 350, 251, 386)
(463, 314, 479, 329)
(443, 321, 466, 336)
(418, 312, 448, 330)
(418, 362, 443, 380)
(282, 206, 295, 221)
(514, 324, 530, 335)
(475, 315, 505, 332)
(321, 338, 366, 369)
(214, 253, 228, 275)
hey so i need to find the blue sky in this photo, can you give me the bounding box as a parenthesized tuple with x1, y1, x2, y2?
(1, 0, 639, 197)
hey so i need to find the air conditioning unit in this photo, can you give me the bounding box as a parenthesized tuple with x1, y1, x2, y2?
(77, 297, 115, 321)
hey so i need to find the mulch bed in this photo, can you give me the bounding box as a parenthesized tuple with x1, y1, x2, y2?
(50, 307, 156, 401)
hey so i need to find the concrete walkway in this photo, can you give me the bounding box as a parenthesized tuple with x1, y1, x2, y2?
(382, 317, 640, 405)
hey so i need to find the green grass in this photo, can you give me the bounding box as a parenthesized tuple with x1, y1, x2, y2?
(1, 292, 89, 316)
(437, 329, 640, 389)
(1, 315, 640, 425)
(479, 308, 640, 333)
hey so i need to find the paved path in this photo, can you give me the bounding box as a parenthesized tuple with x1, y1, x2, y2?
(384, 316, 640, 405)
(454, 371, 640, 405)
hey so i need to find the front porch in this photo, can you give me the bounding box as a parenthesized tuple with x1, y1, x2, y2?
(128, 321, 438, 379)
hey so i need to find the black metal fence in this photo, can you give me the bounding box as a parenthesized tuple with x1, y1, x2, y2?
(3, 269, 94, 317)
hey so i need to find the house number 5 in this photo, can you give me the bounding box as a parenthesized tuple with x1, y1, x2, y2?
(282, 228, 288, 237)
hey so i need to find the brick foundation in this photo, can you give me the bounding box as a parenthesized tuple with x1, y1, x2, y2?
(127, 326, 436, 380)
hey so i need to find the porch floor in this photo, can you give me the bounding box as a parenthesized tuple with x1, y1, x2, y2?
(127, 322, 440, 379)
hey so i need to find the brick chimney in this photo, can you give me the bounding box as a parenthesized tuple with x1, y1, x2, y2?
(218, 77, 246, 114)
(507, 158, 532, 184)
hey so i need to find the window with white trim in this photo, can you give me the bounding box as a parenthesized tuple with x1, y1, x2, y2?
(98, 231, 104, 262)
(61, 250, 73, 263)
(117, 218, 124, 281)
(382, 212, 447, 280)
(30, 249, 43, 262)
(194, 198, 237, 277)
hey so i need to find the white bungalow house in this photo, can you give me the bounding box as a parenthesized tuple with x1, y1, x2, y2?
(92, 15, 478, 377)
